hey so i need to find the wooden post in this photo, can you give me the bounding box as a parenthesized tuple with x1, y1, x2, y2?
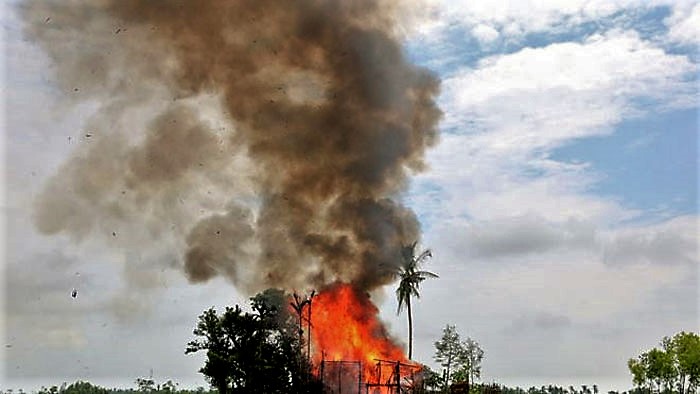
(338, 361, 342, 394)
(395, 361, 400, 394)
(307, 290, 315, 362)
(320, 352, 325, 389)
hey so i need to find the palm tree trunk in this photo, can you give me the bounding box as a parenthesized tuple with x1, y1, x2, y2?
(407, 296, 413, 360)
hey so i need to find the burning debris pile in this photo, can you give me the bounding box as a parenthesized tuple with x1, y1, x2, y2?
(22, 0, 441, 386)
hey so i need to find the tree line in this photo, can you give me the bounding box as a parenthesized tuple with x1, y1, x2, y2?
(14, 379, 675, 394)
(21, 380, 213, 394)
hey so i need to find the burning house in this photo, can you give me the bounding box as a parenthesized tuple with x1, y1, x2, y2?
(285, 283, 426, 393)
(319, 358, 424, 394)
(310, 283, 422, 393)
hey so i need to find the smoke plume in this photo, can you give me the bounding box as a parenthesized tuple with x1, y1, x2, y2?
(23, 0, 441, 294)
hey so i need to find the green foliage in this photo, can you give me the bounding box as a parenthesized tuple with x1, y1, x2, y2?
(629, 358, 647, 389)
(396, 242, 437, 313)
(251, 288, 290, 328)
(36, 386, 59, 394)
(32, 380, 214, 394)
(186, 288, 319, 394)
(669, 332, 700, 394)
(186, 307, 231, 393)
(456, 337, 484, 385)
(434, 324, 461, 388)
(420, 365, 445, 391)
(158, 381, 177, 393)
(456, 382, 607, 394)
(434, 324, 484, 391)
(28, 379, 667, 394)
(628, 331, 700, 394)
(135, 378, 156, 392)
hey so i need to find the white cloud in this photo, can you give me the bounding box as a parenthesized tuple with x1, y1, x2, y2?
(443, 30, 695, 136)
(666, 2, 700, 46)
(435, 0, 613, 34)
(471, 24, 500, 45)
(435, 214, 597, 260)
(602, 215, 698, 266)
(416, 0, 694, 40)
(485, 258, 678, 322)
(410, 30, 696, 226)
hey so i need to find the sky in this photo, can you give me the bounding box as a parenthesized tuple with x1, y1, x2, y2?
(1, 0, 698, 392)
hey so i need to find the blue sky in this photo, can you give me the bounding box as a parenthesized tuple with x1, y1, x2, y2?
(2, 0, 698, 392)
(552, 107, 697, 216)
(403, 1, 698, 225)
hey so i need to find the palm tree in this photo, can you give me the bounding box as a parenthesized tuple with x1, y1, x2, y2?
(395, 241, 438, 360)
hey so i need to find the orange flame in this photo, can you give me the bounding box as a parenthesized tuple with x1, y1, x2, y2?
(309, 282, 412, 381)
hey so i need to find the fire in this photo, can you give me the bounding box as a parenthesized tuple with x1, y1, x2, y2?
(309, 282, 411, 380)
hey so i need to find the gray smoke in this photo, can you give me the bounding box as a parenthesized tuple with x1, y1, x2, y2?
(22, 0, 441, 295)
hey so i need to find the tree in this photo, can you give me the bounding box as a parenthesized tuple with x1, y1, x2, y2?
(421, 365, 445, 392)
(435, 325, 461, 390)
(160, 380, 178, 392)
(434, 324, 484, 392)
(136, 378, 157, 392)
(629, 348, 675, 392)
(186, 288, 318, 394)
(186, 307, 231, 393)
(649, 348, 677, 391)
(666, 332, 700, 394)
(628, 331, 700, 394)
(456, 337, 484, 387)
(58, 381, 110, 394)
(396, 241, 438, 360)
(629, 357, 648, 390)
